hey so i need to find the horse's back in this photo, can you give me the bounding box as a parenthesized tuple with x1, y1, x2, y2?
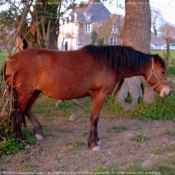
(5, 48, 116, 100)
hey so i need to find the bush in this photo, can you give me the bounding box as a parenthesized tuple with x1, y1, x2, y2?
(0, 128, 36, 157)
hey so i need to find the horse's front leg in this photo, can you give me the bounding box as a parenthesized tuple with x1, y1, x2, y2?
(88, 92, 106, 151)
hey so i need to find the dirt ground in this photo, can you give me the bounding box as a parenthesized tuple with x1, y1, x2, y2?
(1, 78, 175, 175)
(1, 116, 175, 174)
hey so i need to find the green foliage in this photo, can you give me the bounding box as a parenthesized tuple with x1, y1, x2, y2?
(167, 66, 175, 77)
(153, 145, 175, 154)
(0, 116, 11, 139)
(0, 52, 7, 61)
(132, 134, 150, 142)
(26, 32, 34, 41)
(22, 162, 36, 171)
(93, 157, 175, 175)
(91, 30, 98, 45)
(103, 91, 175, 121)
(128, 94, 175, 121)
(64, 141, 85, 152)
(34, 96, 77, 116)
(164, 130, 175, 136)
(151, 50, 175, 76)
(103, 96, 123, 117)
(108, 126, 128, 133)
(98, 38, 104, 46)
(58, 100, 76, 111)
(0, 128, 36, 157)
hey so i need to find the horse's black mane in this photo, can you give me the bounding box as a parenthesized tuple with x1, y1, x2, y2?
(84, 45, 165, 71)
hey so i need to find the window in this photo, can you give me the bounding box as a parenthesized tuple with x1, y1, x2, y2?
(111, 25, 117, 33)
(85, 23, 91, 32)
(111, 38, 116, 45)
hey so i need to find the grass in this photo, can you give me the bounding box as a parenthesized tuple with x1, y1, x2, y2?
(132, 134, 150, 142)
(103, 91, 175, 121)
(164, 130, 175, 136)
(22, 162, 36, 171)
(0, 51, 7, 61)
(153, 145, 175, 154)
(107, 125, 128, 133)
(0, 128, 36, 157)
(151, 50, 175, 77)
(64, 141, 85, 152)
(93, 157, 175, 175)
(151, 50, 175, 59)
(32, 96, 77, 117)
(0, 50, 175, 156)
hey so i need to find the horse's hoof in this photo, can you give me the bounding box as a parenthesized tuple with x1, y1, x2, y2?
(24, 144, 30, 150)
(92, 146, 101, 151)
(35, 133, 44, 141)
(97, 140, 102, 145)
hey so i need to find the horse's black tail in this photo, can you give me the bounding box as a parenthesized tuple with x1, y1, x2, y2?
(1, 63, 25, 139)
(10, 97, 22, 137)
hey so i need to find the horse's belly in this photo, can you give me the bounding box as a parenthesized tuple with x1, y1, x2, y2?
(37, 79, 90, 100)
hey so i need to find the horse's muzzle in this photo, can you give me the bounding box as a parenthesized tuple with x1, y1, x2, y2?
(159, 86, 170, 97)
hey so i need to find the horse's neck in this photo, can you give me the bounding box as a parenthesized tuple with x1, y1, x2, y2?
(118, 67, 146, 80)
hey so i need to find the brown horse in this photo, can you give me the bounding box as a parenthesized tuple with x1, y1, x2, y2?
(4, 45, 170, 151)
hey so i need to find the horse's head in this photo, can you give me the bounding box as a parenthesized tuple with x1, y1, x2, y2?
(145, 54, 170, 97)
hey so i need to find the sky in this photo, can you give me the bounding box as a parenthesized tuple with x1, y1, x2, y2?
(105, 0, 175, 25)
(150, 0, 175, 25)
(0, 0, 175, 25)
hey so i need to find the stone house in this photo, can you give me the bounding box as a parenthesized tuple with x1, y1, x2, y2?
(58, 2, 123, 50)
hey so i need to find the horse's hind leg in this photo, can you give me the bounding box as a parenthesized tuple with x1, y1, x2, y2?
(25, 90, 43, 141)
(88, 92, 106, 151)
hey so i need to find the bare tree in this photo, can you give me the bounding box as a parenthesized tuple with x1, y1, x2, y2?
(159, 22, 175, 67)
(0, 0, 77, 52)
(151, 8, 164, 36)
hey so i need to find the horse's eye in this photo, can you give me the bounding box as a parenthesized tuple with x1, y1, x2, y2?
(161, 71, 165, 74)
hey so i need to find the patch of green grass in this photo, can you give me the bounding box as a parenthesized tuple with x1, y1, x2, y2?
(22, 162, 36, 171)
(82, 131, 89, 137)
(64, 141, 85, 152)
(107, 125, 128, 133)
(58, 100, 76, 110)
(0, 52, 7, 68)
(0, 128, 36, 157)
(32, 96, 59, 116)
(103, 96, 124, 118)
(127, 93, 175, 121)
(0, 129, 36, 157)
(57, 128, 73, 133)
(153, 145, 175, 154)
(22, 128, 36, 145)
(135, 122, 143, 130)
(132, 134, 150, 142)
(151, 50, 175, 76)
(93, 157, 175, 175)
(103, 92, 175, 121)
(0, 51, 7, 60)
(32, 95, 79, 117)
(164, 130, 175, 136)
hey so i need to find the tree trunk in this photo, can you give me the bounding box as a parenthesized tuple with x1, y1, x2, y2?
(122, 0, 151, 52)
(115, 0, 154, 110)
(26, 0, 59, 49)
(166, 37, 170, 68)
(49, 29, 58, 49)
